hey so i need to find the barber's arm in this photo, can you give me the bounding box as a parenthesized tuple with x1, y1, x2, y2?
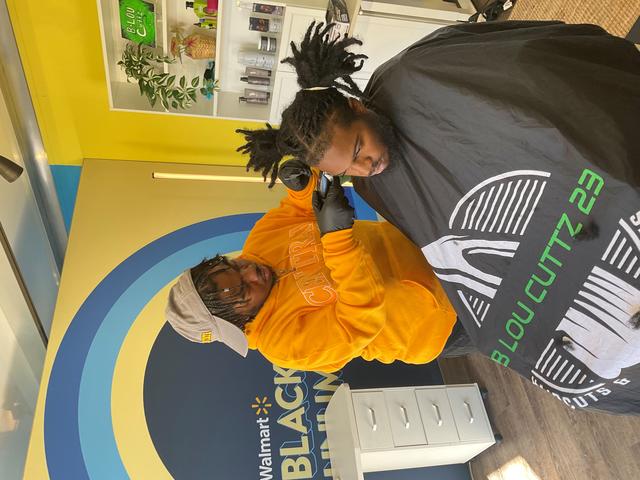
(257, 180, 387, 373)
(304, 181, 387, 371)
(271, 229, 387, 373)
(244, 161, 315, 250)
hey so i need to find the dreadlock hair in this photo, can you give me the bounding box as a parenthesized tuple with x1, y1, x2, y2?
(190, 255, 254, 331)
(237, 21, 368, 187)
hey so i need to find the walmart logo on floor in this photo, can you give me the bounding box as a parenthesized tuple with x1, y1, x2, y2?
(252, 396, 272, 415)
(253, 395, 273, 478)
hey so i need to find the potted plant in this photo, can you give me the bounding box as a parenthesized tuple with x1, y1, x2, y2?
(200, 61, 220, 99)
(117, 43, 201, 110)
(170, 30, 216, 61)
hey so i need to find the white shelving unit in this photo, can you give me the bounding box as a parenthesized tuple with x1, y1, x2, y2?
(213, 0, 286, 120)
(96, 0, 287, 120)
(97, 0, 475, 122)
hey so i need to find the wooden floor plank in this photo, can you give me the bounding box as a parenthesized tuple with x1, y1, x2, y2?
(439, 353, 640, 480)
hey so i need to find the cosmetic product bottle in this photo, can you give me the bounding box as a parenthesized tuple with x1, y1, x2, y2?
(237, 2, 284, 15)
(258, 36, 277, 53)
(244, 88, 270, 100)
(245, 66, 271, 77)
(186, 1, 216, 18)
(194, 17, 217, 29)
(238, 51, 276, 69)
(239, 96, 269, 105)
(241, 75, 270, 86)
(248, 16, 282, 33)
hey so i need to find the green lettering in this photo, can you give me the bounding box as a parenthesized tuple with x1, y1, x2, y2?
(578, 168, 604, 196)
(513, 300, 535, 324)
(533, 261, 557, 287)
(548, 227, 572, 251)
(499, 338, 518, 352)
(506, 318, 524, 340)
(557, 212, 583, 237)
(491, 350, 510, 367)
(525, 278, 547, 303)
(540, 245, 563, 268)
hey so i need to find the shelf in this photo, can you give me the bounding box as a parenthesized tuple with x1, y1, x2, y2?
(213, 0, 284, 120)
(212, 0, 225, 116)
(161, 0, 169, 73)
(97, 0, 290, 121)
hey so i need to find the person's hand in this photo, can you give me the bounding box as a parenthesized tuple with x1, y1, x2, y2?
(312, 179, 354, 236)
(278, 160, 311, 191)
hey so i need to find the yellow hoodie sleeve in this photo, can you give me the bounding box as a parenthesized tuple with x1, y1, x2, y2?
(243, 170, 318, 255)
(272, 169, 319, 216)
(260, 228, 387, 373)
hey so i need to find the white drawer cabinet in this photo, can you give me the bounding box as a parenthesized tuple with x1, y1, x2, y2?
(352, 391, 394, 450)
(326, 383, 495, 480)
(447, 385, 493, 442)
(383, 389, 427, 447)
(415, 387, 459, 444)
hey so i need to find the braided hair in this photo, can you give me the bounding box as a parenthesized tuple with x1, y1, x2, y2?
(190, 255, 254, 331)
(237, 22, 368, 187)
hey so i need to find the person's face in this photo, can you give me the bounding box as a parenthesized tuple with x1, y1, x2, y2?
(211, 258, 275, 317)
(316, 108, 392, 177)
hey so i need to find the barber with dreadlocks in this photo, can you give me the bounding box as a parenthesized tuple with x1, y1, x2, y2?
(165, 167, 467, 372)
(236, 21, 640, 414)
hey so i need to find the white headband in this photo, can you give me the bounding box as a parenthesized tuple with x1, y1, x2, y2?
(302, 86, 331, 91)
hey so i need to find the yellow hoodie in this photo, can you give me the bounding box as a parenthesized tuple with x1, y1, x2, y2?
(242, 174, 456, 372)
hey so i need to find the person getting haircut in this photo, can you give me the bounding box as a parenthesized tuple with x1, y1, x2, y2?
(237, 22, 396, 186)
(236, 19, 640, 415)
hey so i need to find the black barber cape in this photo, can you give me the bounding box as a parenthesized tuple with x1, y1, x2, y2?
(354, 21, 640, 414)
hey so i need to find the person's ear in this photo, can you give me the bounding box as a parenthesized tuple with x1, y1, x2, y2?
(347, 97, 368, 115)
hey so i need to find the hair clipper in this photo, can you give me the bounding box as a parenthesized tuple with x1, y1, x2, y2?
(316, 172, 334, 200)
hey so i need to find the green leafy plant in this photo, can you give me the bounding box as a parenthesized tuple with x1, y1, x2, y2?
(117, 43, 200, 110)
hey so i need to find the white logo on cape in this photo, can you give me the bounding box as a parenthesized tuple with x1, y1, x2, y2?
(423, 170, 640, 405)
(422, 170, 550, 327)
(532, 219, 640, 399)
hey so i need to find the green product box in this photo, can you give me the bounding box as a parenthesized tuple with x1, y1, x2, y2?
(119, 0, 156, 47)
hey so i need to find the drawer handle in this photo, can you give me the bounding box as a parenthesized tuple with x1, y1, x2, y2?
(432, 403, 443, 427)
(464, 401, 475, 424)
(400, 406, 410, 429)
(368, 408, 378, 431)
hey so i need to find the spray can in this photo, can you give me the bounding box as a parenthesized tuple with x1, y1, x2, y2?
(238, 51, 276, 69)
(258, 36, 277, 53)
(245, 66, 271, 77)
(239, 96, 269, 105)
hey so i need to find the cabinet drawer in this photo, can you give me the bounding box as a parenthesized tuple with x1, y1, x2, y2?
(415, 388, 459, 444)
(383, 389, 427, 447)
(352, 391, 394, 451)
(278, 8, 326, 73)
(447, 386, 492, 442)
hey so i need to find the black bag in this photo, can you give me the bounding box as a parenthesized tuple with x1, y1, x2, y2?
(468, 0, 515, 22)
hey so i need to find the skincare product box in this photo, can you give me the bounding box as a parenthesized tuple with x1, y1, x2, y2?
(325, 0, 350, 41)
(249, 16, 282, 32)
(245, 66, 272, 77)
(238, 2, 284, 15)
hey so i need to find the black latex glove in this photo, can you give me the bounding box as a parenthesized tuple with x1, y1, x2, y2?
(278, 160, 311, 191)
(312, 179, 354, 236)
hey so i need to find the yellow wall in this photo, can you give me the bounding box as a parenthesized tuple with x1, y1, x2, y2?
(7, 0, 259, 166)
